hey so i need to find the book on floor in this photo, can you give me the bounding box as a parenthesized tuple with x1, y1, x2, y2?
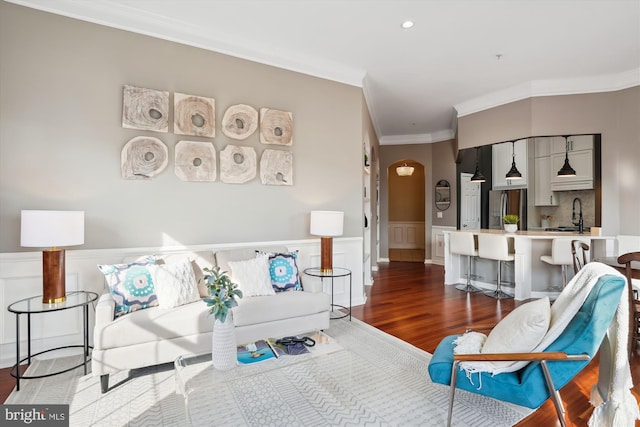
(236, 340, 277, 364)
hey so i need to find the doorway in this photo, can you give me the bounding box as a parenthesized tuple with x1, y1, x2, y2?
(460, 172, 481, 230)
(388, 160, 425, 262)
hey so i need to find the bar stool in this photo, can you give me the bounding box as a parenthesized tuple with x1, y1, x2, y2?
(540, 238, 574, 289)
(449, 232, 481, 293)
(477, 233, 514, 299)
(571, 239, 590, 274)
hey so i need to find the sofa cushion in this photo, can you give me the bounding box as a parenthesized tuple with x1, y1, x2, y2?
(261, 250, 302, 292)
(233, 291, 330, 327)
(156, 251, 216, 297)
(98, 257, 159, 317)
(95, 299, 212, 350)
(148, 259, 201, 309)
(214, 246, 287, 271)
(228, 253, 276, 297)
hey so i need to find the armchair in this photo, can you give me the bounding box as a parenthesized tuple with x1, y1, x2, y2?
(428, 270, 628, 427)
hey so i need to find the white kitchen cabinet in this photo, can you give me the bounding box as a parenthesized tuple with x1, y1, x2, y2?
(550, 149, 594, 190)
(551, 135, 593, 154)
(534, 156, 558, 206)
(492, 139, 527, 189)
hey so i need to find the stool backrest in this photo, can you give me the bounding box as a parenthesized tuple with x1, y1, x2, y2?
(477, 234, 512, 261)
(449, 232, 476, 256)
(551, 238, 574, 266)
(571, 240, 590, 274)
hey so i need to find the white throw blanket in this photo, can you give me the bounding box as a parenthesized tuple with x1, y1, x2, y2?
(586, 269, 640, 426)
(453, 262, 639, 426)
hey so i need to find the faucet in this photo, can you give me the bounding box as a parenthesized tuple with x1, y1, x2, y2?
(572, 197, 584, 234)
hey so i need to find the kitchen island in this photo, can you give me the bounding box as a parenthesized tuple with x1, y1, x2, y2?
(444, 229, 616, 300)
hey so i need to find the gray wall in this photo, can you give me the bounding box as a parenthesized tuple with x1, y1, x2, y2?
(430, 140, 457, 228)
(458, 88, 640, 235)
(0, 3, 364, 252)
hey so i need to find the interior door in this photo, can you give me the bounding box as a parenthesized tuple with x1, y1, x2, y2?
(460, 173, 481, 230)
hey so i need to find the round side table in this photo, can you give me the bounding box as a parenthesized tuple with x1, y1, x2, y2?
(304, 267, 352, 320)
(8, 291, 99, 391)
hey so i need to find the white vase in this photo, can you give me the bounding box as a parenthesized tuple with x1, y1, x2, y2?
(504, 224, 518, 233)
(212, 311, 237, 371)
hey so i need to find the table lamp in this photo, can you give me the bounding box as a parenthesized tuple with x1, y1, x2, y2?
(21, 210, 85, 303)
(310, 210, 344, 273)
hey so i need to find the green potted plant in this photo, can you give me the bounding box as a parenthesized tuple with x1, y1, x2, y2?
(201, 267, 243, 370)
(503, 214, 519, 233)
(202, 266, 243, 323)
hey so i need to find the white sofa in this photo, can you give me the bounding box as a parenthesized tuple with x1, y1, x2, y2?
(92, 246, 331, 393)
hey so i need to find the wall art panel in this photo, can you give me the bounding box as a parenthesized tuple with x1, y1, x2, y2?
(220, 145, 256, 184)
(260, 149, 293, 186)
(174, 93, 215, 137)
(121, 136, 168, 179)
(221, 104, 258, 140)
(174, 140, 217, 182)
(122, 85, 169, 133)
(259, 108, 293, 146)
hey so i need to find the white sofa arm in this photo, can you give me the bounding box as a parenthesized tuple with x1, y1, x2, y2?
(95, 293, 116, 329)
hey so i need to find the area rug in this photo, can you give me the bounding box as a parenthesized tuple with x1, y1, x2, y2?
(5, 318, 533, 426)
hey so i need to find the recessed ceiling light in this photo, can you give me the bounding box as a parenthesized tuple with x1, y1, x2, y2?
(401, 20, 414, 29)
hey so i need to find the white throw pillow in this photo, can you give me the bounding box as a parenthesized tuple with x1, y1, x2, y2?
(148, 259, 200, 309)
(481, 296, 551, 373)
(228, 253, 276, 297)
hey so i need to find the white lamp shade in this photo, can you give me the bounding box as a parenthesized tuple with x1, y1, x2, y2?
(310, 211, 344, 237)
(21, 210, 85, 248)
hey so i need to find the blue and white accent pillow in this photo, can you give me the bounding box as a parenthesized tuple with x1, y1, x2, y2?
(98, 257, 159, 317)
(261, 251, 302, 292)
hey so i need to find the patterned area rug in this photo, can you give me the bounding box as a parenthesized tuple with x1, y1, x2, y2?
(6, 318, 532, 426)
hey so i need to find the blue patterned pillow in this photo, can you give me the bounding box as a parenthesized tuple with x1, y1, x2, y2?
(98, 257, 159, 317)
(262, 251, 302, 292)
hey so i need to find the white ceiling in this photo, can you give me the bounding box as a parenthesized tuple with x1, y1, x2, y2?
(9, 0, 640, 144)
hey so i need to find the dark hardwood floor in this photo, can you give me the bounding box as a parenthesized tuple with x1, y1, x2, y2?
(351, 261, 640, 427)
(1, 261, 638, 426)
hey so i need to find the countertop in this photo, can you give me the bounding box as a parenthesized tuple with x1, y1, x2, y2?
(448, 229, 612, 239)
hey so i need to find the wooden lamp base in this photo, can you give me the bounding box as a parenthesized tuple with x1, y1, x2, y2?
(320, 236, 333, 273)
(43, 248, 66, 303)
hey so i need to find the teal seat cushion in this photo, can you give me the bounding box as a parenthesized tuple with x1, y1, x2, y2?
(428, 274, 625, 409)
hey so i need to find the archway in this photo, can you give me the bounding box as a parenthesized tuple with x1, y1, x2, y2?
(387, 159, 425, 262)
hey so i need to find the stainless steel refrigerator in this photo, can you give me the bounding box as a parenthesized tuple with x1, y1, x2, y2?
(488, 189, 527, 230)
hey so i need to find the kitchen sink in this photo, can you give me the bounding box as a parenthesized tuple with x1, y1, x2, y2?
(545, 225, 591, 233)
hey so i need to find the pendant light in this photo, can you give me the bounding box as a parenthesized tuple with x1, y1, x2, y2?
(505, 141, 522, 180)
(557, 135, 576, 177)
(396, 162, 415, 176)
(470, 147, 486, 182)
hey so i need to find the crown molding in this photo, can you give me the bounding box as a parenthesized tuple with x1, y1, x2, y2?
(380, 130, 455, 146)
(7, 0, 366, 87)
(455, 68, 640, 118)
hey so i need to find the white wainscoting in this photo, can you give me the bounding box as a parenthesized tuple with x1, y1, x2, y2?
(388, 221, 425, 249)
(0, 237, 364, 369)
(431, 226, 456, 266)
